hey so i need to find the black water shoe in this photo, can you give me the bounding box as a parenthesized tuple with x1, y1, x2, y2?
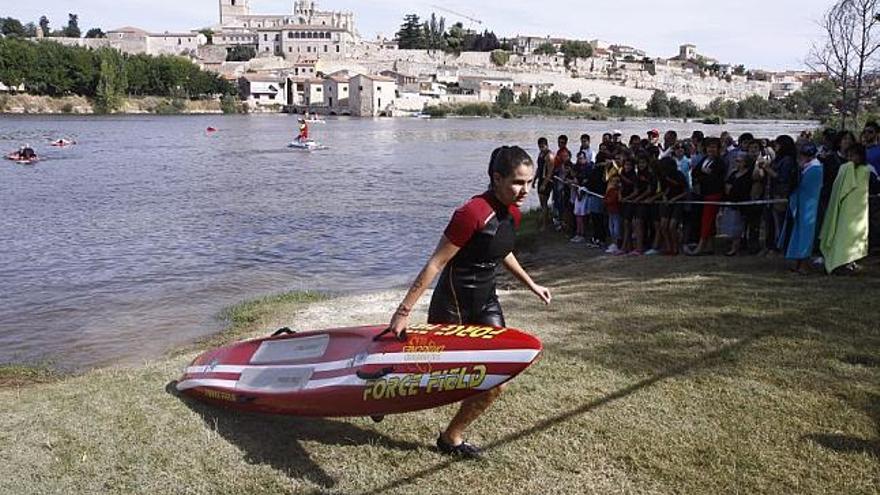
(436, 434, 482, 458)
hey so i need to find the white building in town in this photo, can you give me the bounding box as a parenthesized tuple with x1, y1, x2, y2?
(349, 74, 396, 116)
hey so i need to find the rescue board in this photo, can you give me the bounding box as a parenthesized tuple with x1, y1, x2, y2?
(175, 323, 542, 417)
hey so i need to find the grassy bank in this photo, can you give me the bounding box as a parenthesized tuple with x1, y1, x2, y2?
(1, 232, 878, 494)
(0, 94, 230, 115)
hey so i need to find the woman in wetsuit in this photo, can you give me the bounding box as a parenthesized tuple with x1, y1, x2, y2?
(388, 145, 552, 458)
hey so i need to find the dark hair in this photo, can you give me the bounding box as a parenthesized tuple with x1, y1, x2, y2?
(602, 133, 612, 140)
(774, 135, 797, 160)
(488, 146, 534, 189)
(665, 130, 678, 140)
(848, 143, 867, 165)
(704, 137, 722, 149)
(833, 130, 856, 152)
(657, 156, 677, 177)
(864, 121, 879, 133)
(738, 133, 754, 146)
(691, 130, 704, 141)
(538, 137, 548, 146)
(558, 135, 568, 143)
(580, 134, 591, 141)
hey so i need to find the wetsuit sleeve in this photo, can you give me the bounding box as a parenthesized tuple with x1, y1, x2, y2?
(510, 206, 522, 229)
(443, 204, 484, 247)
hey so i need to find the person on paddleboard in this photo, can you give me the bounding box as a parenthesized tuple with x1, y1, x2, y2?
(297, 118, 309, 142)
(388, 145, 552, 458)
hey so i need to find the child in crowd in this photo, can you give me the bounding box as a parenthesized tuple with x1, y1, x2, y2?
(619, 152, 638, 254)
(658, 157, 689, 255)
(604, 173, 623, 254)
(721, 153, 755, 256)
(630, 153, 656, 256)
(571, 152, 591, 243)
(585, 158, 608, 247)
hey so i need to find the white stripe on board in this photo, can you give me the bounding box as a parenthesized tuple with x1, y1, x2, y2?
(176, 373, 511, 394)
(185, 349, 540, 376)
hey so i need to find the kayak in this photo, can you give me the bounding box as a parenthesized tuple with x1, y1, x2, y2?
(175, 323, 543, 417)
(206, 127, 218, 132)
(6, 152, 39, 165)
(288, 140, 327, 151)
(304, 119, 326, 124)
(50, 139, 75, 147)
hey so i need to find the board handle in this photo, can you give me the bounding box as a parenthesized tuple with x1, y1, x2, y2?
(271, 327, 296, 337)
(373, 327, 408, 342)
(356, 367, 394, 380)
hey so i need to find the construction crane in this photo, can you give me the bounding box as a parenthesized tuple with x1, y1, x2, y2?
(428, 4, 483, 28)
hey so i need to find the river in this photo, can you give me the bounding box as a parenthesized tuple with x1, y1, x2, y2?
(0, 115, 816, 368)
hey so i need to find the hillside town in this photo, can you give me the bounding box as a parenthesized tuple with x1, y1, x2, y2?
(9, 0, 825, 116)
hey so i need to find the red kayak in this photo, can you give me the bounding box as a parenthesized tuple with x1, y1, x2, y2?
(175, 323, 542, 417)
(206, 127, 217, 132)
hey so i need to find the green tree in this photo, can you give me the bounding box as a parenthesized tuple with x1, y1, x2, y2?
(23, 22, 37, 37)
(490, 49, 509, 66)
(797, 79, 838, 119)
(569, 91, 583, 103)
(424, 13, 446, 51)
(94, 48, 127, 113)
(496, 87, 514, 109)
(396, 14, 425, 49)
(733, 64, 746, 76)
(533, 42, 557, 56)
(646, 90, 670, 117)
(39, 16, 50, 37)
(559, 40, 592, 66)
(198, 29, 214, 45)
(63, 13, 80, 38)
(226, 45, 256, 61)
(532, 90, 568, 110)
(85, 28, 105, 39)
(1, 18, 27, 37)
(517, 91, 530, 105)
(444, 22, 465, 53)
(607, 95, 627, 109)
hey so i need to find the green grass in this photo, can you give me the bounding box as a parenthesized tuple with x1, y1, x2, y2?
(0, 243, 878, 494)
(0, 364, 62, 388)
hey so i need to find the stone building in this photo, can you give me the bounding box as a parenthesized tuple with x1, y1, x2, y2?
(349, 74, 396, 116)
(216, 0, 357, 60)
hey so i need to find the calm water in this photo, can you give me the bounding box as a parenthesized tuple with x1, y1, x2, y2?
(0, 115, 815, 368)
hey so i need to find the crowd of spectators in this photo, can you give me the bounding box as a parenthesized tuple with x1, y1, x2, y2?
(533, 122, 880, 274)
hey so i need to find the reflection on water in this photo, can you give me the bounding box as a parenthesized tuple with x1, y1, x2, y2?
(0, 115, 814, 368)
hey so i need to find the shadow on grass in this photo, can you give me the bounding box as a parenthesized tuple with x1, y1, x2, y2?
(352, 331, 766, 495)
(166, 382, 422, 489)
(805, 391, 880, 458)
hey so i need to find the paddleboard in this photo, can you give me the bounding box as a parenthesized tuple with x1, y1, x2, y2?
(175, 323, 542, 417)
(287, 140, 327, 151)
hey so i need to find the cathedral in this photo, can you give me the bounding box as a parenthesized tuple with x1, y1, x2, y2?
(214, 0, 358, 59)
(218, 0, 355, 33)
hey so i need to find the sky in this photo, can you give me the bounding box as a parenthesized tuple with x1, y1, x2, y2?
(5, 0, 833, 70)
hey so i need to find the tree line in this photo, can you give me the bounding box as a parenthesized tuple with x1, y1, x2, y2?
(1, 13, 105, 39)
(395, 13, 507, 52)
(0, 38, 236, 112)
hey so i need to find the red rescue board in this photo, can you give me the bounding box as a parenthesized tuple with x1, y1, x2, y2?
(176, 323, 542, 417)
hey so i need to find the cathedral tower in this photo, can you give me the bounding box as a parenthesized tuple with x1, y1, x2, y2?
(219, 0, 251, 25)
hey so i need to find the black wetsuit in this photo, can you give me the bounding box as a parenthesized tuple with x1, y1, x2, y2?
(428, 191, 521, 327)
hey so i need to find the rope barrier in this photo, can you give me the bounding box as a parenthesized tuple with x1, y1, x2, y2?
(552, 176, 880, 206)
